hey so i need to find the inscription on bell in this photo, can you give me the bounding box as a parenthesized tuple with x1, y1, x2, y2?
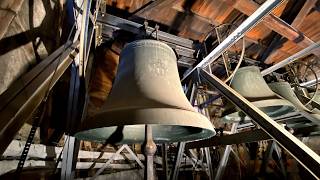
(148, 58, 168, 76)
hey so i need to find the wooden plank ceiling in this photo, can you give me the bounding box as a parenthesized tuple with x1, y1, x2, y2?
(104, 0, 320, 64)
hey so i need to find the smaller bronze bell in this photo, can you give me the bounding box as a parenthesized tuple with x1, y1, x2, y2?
(268, 81, 310, 112)
(74, 40, 215, 144)
(311, 92, 320, 105)
(222, 66, 296, 123)
(269, 82, 320, 119)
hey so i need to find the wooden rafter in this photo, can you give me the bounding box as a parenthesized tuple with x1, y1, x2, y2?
(134, 0, 177, 18)
(172, 0, 235, 25)
(266, 0, 318, 63)
(291, 0, 317, 28)
(222, 0, 320, 62)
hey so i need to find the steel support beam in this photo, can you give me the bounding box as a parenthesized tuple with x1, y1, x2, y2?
(300, 77, 320, 87)
(215, 146, 231, 180)
(0, 41, 79, 156)
(61, 136, 80, 180)
(79, 0, 92, 76)
(204, 147, 213, 180)
(161, 144, 169, 180)
(199, 69, 320, 179)
(182, 0, 283, 81)
(97, 13, 193, 49)
(97, 13, 196, 67)
(171, 142, 186, 180)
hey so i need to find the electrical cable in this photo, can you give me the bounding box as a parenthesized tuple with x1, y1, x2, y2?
(224, 37, 246, 84)
(202, 24, 246, 85)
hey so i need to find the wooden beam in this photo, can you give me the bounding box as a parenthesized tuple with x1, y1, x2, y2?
(291, 0, 317, 28)
(134, 0, 176, 18)
(171, 5, 213, 24)
(172, 0, 235, 25)
(222, 0, 320, 59)
(0, 0, 24, 39)
(265, 0, 318, 63)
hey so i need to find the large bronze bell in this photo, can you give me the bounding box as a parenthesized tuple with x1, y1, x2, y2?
(75, 40, 215, 144)
(222, 66, 295, 122)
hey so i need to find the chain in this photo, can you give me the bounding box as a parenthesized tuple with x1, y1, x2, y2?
(15, 103, 46, 174)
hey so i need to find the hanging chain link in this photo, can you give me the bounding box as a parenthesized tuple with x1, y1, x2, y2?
(15, 103, 46, 174)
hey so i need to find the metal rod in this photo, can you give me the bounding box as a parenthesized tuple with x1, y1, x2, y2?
(171, 142, 186, 180)
(161, 144, 169, 180)
(182, 0, 283, 81)
(300, 76, 320, 87)
(79, 0, 92, 76)
(91, 145, 126, 179)
(261, 42, 320, 76)
(144, 125, 156, 180)
(215, 27, 230, 77)
(259, 141, 276, 176)
(124, 145, 145, 169)
(273, 142, 287, 178)
(200, 69, 320, 179)
(61, 136, 77, 180)
(204, 147, 213, 180)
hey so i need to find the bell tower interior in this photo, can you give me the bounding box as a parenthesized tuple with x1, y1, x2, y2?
(0, 0, 320, 179)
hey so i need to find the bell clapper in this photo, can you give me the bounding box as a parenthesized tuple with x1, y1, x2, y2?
(144, 125, 157, 180)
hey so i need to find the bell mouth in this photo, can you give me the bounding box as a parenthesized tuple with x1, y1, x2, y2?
(222, 99, 296, 123)
(74, 108, 216, 144)
(74, 125, 214, 144)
